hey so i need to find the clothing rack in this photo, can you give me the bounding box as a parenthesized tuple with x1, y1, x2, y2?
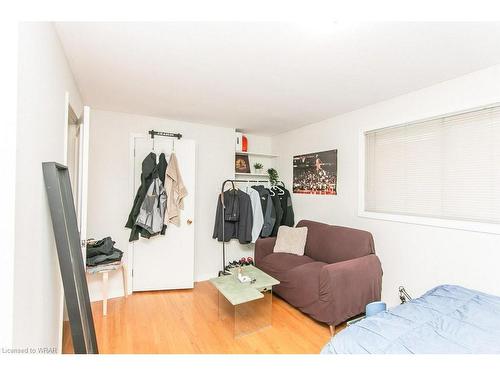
(218, 179, 269, 276)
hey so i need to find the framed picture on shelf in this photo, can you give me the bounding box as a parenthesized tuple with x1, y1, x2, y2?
(235, 154, 251, 173)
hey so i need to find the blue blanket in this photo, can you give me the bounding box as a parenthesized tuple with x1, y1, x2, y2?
(321, 285, 500, 354)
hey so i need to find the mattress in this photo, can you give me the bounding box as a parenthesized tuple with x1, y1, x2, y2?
(321, 284, 500, 354)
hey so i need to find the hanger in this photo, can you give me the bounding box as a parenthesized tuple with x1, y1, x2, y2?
(274, 185, 285, 195)
(220, 180, 237, 208)
(171, 139, 175, 153)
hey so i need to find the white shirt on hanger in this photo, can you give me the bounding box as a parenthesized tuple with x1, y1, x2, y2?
(244, 186, 264, 243)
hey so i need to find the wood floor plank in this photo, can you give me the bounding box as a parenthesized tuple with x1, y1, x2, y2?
(63, 281, 341, 354)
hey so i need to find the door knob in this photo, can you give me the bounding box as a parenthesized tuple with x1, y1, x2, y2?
(187, 219, 193, 225)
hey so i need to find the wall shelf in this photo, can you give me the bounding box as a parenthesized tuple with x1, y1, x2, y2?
(235, 172, 269, 178)
(235, 151, 278, 158)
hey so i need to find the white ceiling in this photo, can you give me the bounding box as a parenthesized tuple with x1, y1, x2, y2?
(56, 22, 500, 135)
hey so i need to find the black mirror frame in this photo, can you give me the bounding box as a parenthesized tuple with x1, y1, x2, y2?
(42, 162, 98, 354)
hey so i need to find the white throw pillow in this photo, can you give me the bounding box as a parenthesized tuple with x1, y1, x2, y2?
(273, 226, 308, 256)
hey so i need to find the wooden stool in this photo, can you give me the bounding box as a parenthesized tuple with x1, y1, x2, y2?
(87, 263, 128, 316)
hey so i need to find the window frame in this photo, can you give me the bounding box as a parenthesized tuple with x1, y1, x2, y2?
(358, 102, 500, 235)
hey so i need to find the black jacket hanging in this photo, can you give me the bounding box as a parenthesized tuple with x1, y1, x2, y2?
(158, 153, 168, 187)
(212, 189, 253, 244)
(278, 187, 294, 227)
(125, 152, 163, 242)
(269, 191, 284, 237)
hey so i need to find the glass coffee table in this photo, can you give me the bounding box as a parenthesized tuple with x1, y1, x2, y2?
(210, 265, 280, 337)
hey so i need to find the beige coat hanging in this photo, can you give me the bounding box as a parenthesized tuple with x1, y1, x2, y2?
(164, 153, 188, 226)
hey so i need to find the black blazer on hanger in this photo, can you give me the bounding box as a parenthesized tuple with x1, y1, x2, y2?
(213, 189, 253, 244)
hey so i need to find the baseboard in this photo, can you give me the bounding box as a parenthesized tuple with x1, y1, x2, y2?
(195, 273, 216, 282)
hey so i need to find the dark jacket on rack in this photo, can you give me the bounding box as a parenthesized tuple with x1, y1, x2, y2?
(125, 152, 167, 241)
(269, 191, 284, 237)
(278, 187, 294, 227)
(213, 189, 253, 244)
(251, 185, 276, 238)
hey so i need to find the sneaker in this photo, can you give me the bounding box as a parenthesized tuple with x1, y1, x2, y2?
(239, 257, 248, 266)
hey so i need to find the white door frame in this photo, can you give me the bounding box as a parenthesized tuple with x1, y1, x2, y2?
(59, 93, 90, 353)
(126, 133, 144, 295)
(58, 92, 72, 353)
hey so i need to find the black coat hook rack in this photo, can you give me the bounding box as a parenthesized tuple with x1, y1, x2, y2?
(149, 130, 182, 140)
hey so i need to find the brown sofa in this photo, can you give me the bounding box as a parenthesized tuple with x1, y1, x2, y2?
(255, 220, 382, 330)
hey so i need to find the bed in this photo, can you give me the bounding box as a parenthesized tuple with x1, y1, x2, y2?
(321, 284, 500, 354)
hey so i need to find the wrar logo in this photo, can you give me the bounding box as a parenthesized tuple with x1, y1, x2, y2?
(38, 347, 57, 354)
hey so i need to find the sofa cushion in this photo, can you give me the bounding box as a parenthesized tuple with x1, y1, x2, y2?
(273, 226, 308, 256)
(296, 220, 375, 264)
(258, 253, 314, 281)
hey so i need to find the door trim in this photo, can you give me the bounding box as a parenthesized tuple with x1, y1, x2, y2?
(127, 133, 143, 295)
(59, 93, 82, 353)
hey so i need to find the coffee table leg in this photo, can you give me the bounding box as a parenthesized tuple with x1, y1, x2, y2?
(218, 291, 233, 321)
(234, 289, 273, 337)
(218, 291, 236, 336)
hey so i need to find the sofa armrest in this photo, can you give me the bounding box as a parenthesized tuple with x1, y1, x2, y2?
(319, 254, 382, 326)
(254, 237, 277, 266)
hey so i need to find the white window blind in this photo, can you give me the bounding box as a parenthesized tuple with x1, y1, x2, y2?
(364, 104, 500, 224)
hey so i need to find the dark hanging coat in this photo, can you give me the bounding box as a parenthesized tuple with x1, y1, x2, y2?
(278, 187, 294, 227)
(213, 189, 253, 244)
(251, 185, 276, 238)
(157, 153, 168, 235)
(269, 191, 284, 237)
(125, 152, 167, 241)
(158, 152, 168, 186)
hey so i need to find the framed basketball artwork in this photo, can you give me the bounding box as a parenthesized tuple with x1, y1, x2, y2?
(293, 150, 337, 195)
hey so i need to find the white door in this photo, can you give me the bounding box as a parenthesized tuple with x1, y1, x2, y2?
(77, 106, 90, 259)
(131, 136, 196, 291)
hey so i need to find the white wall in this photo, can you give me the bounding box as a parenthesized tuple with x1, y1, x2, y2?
(14, 22, 83, 350)
(0, 20, 18, 350)
(86, 110, 270, 301)
(272, 64, 500, 307)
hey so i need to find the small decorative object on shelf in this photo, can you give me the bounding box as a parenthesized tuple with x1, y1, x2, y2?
(253, 162, 263, 174)
(235, 154, 251, 173)
(267, 168, 279, 185)
(242, 134, 248, 152)
(235, 132, 243, 152)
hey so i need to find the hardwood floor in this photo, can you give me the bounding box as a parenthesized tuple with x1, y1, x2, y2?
(63, 281, 343, 354)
